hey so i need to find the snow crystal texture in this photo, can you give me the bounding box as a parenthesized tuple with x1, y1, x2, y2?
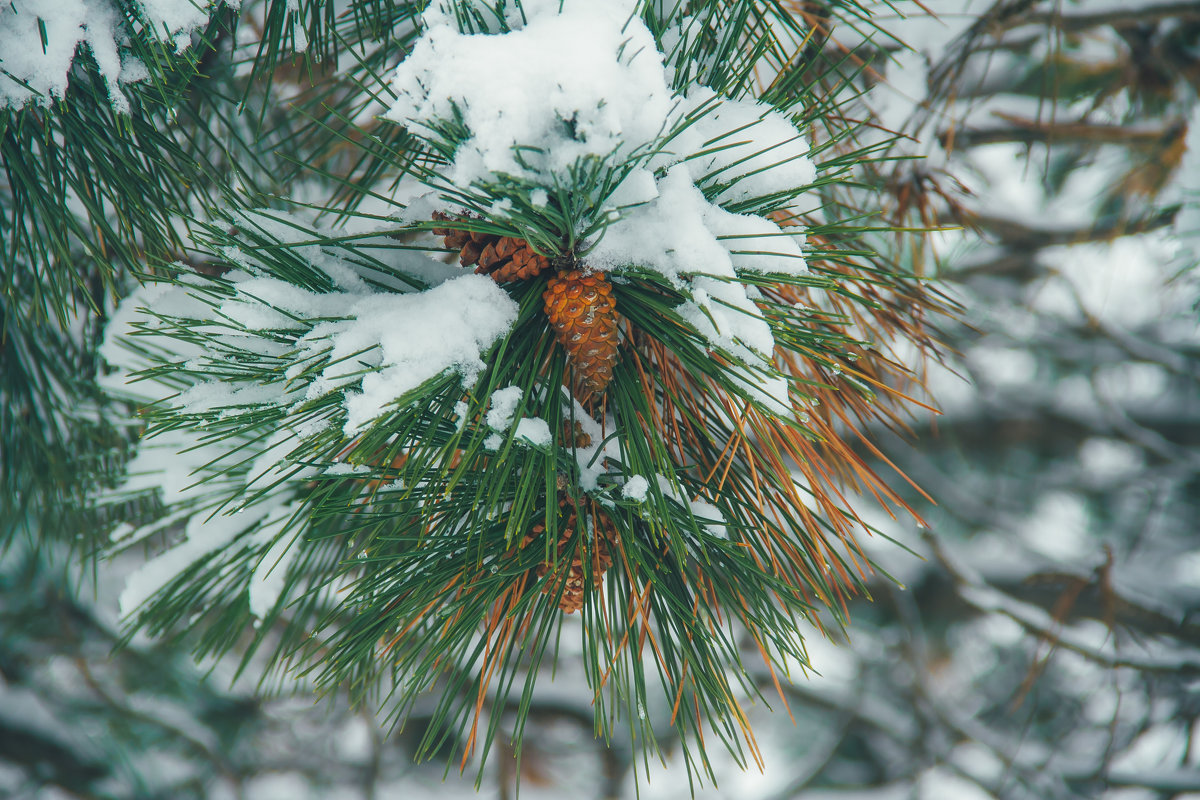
(0, 0, 224, 109)
(387, 0, 816, 402)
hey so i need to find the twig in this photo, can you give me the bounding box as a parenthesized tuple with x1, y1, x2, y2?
(924, 533, 1200, 675)
(956, 208, 1177, 254)
(941, 120, 1179, 151)
(1018, 2, 1200, 34)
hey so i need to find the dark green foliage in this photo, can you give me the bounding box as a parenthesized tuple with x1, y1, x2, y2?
(3, 0, 953, 789)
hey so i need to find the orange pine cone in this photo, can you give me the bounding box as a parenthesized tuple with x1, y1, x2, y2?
(431, 212, 550, 282)
(522, 493, 617, 613)
(543, 270, 620, 403)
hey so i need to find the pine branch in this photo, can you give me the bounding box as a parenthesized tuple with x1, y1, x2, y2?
(62, 0, 963, 787)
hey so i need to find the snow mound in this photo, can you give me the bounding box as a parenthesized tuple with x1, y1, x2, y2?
(387, 1, 674, 189)
(386, 0, 815, 408)
(0, 0, 224, 109)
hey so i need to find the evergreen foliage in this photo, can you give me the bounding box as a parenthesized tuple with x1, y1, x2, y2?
(4, 0, 953, 783)
(4, 0, 1199, 797)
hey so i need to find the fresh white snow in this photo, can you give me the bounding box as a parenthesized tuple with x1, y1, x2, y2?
(513, 417, 552, 447)
(247, 503, 305, 620)
(386, 2, 676, 190)
(622, 475, 650, 502)
(101, 215, 520, 617)
(386, 0, 814, 396)
(485, 386, 524, 431)
(0, 0, 226, 109)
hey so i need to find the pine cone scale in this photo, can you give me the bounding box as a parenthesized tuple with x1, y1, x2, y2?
(431, 212, 549, 282)
(523, 492, 617, 613)
(543, 270, 621, 403)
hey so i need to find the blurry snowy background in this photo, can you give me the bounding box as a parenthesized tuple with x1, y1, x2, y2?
(3, 0, 1200, 798)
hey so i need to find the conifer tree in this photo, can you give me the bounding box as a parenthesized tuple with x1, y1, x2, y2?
(3, 0, 955, 782)
(10, 0, 1198, 797)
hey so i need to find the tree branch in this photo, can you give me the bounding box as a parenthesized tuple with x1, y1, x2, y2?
(942, 119, 1179, 151)
(1019, 2, 1200, 34)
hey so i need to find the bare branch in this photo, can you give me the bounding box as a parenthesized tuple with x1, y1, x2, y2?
(942, 119, 1180, 151)
(1019, 2, 1200, 34)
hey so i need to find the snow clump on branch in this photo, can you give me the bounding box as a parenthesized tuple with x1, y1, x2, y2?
(0, 0, 226, 109)
(100, 211, 520, 621)
(386, 0, 815, 394)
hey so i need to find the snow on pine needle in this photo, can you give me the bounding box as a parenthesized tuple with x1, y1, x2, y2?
(100, 0, 945, 783)
(0, 0, 223, 109)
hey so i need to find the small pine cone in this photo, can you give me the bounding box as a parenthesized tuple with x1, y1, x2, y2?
(543, 270, 620, 403)
(481, 238, 550, 283)
(431, 212, 549, 282)
(562, 420, 592, 449)
(431, 211, 489, 259)
(522, 494, 617, 613)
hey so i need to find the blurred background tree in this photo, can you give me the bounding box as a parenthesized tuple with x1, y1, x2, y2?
(2, 0, 1199, 798)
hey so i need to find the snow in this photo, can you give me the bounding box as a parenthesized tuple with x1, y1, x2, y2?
(0, 681, 97, 762)
(687, 498, 729, 539)
(587, 165, 804, 281)
(104, 427, 235, 511)
(386, 1, 676, 190)
(386, 0, 812, 283)
(514, 417, 551, 447)
(120, 499, 267, 618)
(247, 503, 304, 620)
(1021, 491, 1090, 561)
(681, 88, 817, 205)
(324, 462, 372, 476)
(109, 522, 136, 542)
(589, 165, 808, 281)
(102, 217, 520, 622)
(590, 166, 730, 279)
(336, 278, 513, 435)
(383, 1, 819, 419)
(97, 280, 200, 383)
(562, 397, 624, 491)
(1077, 437, 1144, 486)
(622, 475, 649, 502)
(589, 167, 797, 402)
(678, 277, 776, 355)
(725, 364, 792, 417)
(222, 209, 465, 291)
(223, 273, 520, 435)
(967, 347, 1038, 388)
(0, 0, 224, 109)
(654, 473, 689, 507)
(332, 716, 375, 763)
(1030, 233, 1187, 328)
(486, 386, 523, 431)
(109, 430, 309, 621)
(244, 773, 313, 800)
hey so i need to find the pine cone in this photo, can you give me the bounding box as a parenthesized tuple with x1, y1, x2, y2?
(543, 270, 620, 403)
(431, 212, 549, 282)
(522, 493, 617, 613)
(562, 420, 592, 448)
